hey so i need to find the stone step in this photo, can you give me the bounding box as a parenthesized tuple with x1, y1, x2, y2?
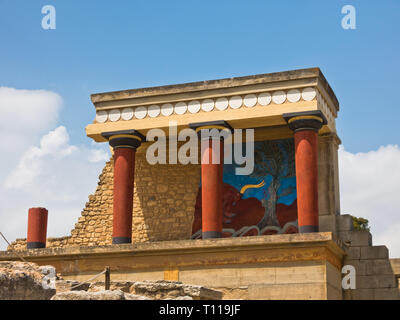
(336, 214, 354, 232)
(338, 230, 372, 247)
(344, 246, 389, 260)
(355, 275, 397, 289)
(343, 287, 399, 300)
(343, 259, 395, 276)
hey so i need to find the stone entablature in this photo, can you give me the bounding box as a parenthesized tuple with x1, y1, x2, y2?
(86, 68, 339, 143)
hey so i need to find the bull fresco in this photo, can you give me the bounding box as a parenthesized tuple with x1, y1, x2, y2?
(192, 138, 298, 238)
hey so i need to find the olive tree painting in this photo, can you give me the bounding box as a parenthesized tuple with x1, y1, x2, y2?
(192, 138, 298, 239)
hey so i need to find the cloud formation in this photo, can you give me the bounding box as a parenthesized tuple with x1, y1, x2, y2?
(0, 87, 61, 155)
(339, 145, 400, 257)
(0, 88, 109, 250)
(5, 126, 78, 189)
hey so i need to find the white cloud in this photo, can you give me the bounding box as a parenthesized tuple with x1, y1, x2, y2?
(0, 87, 61, 155)
(339, 145, 400, 258)
(0, 88, 109, 250)
(5, 126, 78, 189)
(88, 148, 110, 163)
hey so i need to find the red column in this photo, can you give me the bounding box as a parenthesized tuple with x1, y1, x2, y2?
(112, 147, 136, 244)
(283, 111, 325, 233)
(102, 130, 144, 245)
(201, 138, 224, 239)
(294, 130, 319, 233)
(27, 207, 48, 249)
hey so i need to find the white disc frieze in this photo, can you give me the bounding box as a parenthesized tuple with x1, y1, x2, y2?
(188, 100, 201, 113)
(215, 97, 228, 111)
(121, 108, 134, 121)
(108, 109, 121, 122)
(175, 102, 187, 115)
(287, 89, 301, 103)
(258, 92, 271, 106)
(161, 103, 173, 116)
(134, 106, 147, 119)
(272, 91, 286, 104)
(229, 96, 243, 109)
(244, 94, 257, 108)
(302, 87, 316, 101)
(201, 99, 214, 112)
(148, 105, 161, 118)
(96, 110, 108, 123)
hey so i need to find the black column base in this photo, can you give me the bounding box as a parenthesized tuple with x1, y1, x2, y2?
(112, 237, 132, 244)
(299, 225, 319, 233)
(202, 231, 222, 239)
(27, 242, 45, 249)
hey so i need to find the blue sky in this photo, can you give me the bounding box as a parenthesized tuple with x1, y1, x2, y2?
(1, 0, 399, 151)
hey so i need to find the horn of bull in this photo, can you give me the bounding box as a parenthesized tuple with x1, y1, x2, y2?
(239, 180, 265, 195)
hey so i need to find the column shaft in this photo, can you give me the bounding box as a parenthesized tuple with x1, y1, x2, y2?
(201, 138, 224, 239)
(294, 130, 319, 232)
(112, 147, 135, 244)
(27, 207, 48, 249)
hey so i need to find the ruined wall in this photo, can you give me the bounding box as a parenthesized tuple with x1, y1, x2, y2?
(10, 149, 201, 250)
(335, 215, 399, 300)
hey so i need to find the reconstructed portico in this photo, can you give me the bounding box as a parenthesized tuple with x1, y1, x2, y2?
(84, 68, 340, 242)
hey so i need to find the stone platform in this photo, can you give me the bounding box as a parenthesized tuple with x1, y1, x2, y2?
(0, 232, 345, 299)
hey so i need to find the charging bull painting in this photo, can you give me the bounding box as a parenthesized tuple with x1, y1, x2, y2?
(192, 138, 298, 238)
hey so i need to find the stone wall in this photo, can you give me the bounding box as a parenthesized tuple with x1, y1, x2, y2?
(334, 215, 399, 300)
(10, 148, 201, 250)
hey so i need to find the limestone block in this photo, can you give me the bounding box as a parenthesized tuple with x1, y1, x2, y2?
(344, 246, 361, 259)
(343, 289, 374, 300)
(360, 246, 389, 260)
(338, 230, 372, 246)
(356, 275, 397, 289)
(373, 288, 400, 300)
(51, 290, 126, 300)
(319, 215, 336, 233)
(336, 214, 353, 232)
(343, 288, 399, 300)
(248, 283, 326, 300)
(129, 280, 222, 300)
(343, 259, 367, 276)
(124, 293, 150, 300)
(365, 259, 396, 276)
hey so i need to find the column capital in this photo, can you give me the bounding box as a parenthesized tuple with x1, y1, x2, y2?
(101, 129, 145, 150)
(189, 120, 233, 140)
(189, 120, 233, 133)
(283, 110, 327, 133)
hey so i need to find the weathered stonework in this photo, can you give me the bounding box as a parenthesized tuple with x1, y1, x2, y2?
(10, 149, 200, 250)
(0, 261, 56, 300)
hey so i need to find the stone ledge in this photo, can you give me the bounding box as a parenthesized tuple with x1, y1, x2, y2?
(0, 232, 343, 261)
